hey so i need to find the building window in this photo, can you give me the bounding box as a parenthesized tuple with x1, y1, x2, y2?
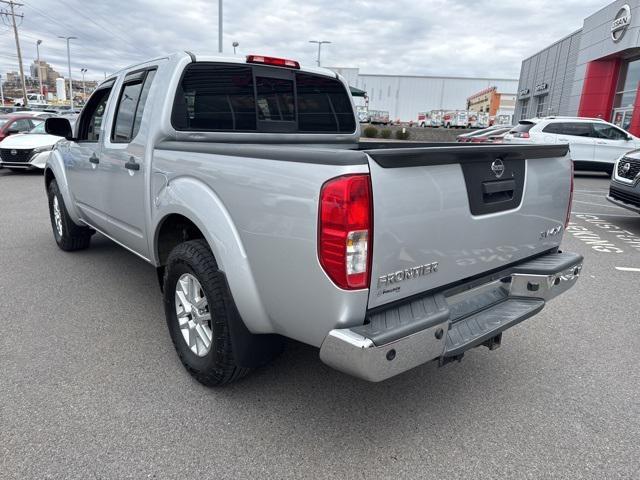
(519, 99, 529, 120)
(536, 95, 548, 118)
(614, 58, 640, 110)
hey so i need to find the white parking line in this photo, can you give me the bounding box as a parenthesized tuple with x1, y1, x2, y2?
(615, 267, 640, 272)
(573, 191, 608, 197)
(573, 199, 626, 209)
(571, 211, 637, 218)
(575, 190, 608, 194)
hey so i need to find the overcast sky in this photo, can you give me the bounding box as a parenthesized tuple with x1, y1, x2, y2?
(0, 0, 607, 82)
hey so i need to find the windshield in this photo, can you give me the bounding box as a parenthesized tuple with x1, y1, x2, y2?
(28, 121, 46, 134)
(0, 118, 7, 127)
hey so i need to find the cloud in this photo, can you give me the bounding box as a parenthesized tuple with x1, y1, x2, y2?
(0, 0, 605, 82)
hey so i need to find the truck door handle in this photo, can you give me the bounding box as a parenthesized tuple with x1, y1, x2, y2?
(125, 157, 140, 171)
(89, 154, 99, 164)
(596, 141, 607, 144)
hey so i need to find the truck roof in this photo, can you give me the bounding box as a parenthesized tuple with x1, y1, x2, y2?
(106, 51, 339, 82)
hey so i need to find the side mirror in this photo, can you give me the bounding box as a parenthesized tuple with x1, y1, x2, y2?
(6, 128, 19, 135)
(44, 117, 73, 140)
(627, 134, 633, 141)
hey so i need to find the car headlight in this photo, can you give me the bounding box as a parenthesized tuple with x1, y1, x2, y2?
(32, 145, 54, 154)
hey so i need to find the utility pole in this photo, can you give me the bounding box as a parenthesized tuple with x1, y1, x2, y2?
(0, 73, 4, 106)
(309, 40, 331, 67)
(36, 39, 43, 97)
(58, 36, 77, 110)
(218, 0, 223, 53)
(0, 1, 28, 107)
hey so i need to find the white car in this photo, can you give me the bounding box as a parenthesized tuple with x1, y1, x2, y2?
(503, 116, 640, 174)
(0, 121, 62, 171)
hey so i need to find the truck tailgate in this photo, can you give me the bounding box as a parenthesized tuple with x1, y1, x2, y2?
(364, 144, 571, 309)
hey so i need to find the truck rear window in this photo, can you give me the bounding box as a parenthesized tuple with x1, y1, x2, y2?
(171, 63, 356, 134)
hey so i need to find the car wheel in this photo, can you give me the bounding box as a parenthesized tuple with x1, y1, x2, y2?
(47, 179, 93, 251)
(163, 239, 250, 387)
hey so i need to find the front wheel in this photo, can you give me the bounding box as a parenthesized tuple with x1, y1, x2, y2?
(47, 179, 93, 251)
(163, 239, 250, 387)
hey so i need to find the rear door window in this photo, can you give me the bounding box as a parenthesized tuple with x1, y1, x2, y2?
(562, 123, 594, 137)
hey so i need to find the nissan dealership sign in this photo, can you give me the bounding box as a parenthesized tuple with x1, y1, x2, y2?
(611, 4, 631, 42)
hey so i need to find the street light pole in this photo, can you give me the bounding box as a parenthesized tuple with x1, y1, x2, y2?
(0, 73, 4, 106)
(36, 39, 43, 97)
(232, 41, 239, 55)
(218, 0, 222, 53)
(58, 35, 77, 109)
(308, 40, 331, 67)
(81, 68, 86, 102)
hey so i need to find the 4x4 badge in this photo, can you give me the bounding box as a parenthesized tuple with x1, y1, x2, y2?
(491, 158, 505, 178)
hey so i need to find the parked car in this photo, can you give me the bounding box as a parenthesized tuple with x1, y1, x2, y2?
(457, 125, 509, 142)
(486, 130, 510, 144)
(43, 52, 582, 386)
(466, 127, 512, 143)
(607, 151, 640, 214)
(0, 119, 63, 171)
(443, 110, 468, 128)
(0, 114, 43, 143)
(503, 116, 640, 174)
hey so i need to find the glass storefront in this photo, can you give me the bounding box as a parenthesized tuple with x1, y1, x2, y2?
(612, 58, 640, 130)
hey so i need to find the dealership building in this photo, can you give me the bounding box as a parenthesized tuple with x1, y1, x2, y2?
(330, 67, 518, 122)
(514, 1, 640, 134)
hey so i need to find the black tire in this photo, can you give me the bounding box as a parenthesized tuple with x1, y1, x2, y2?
(47, 179, 93, 251)
(163, 239, 250, 387)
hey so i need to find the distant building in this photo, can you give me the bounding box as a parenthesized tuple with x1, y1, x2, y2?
(30, 60, 63, 90)
(467, 86, 516, 118)
(329, 67, 518, 121)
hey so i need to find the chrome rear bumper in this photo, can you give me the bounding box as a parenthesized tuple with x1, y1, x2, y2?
(319, 251, 583, 382)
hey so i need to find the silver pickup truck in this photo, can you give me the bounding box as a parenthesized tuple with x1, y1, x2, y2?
(43, 52, 583, 386)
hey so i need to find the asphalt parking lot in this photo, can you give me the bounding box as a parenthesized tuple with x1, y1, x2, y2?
(1, 169, 639, 480)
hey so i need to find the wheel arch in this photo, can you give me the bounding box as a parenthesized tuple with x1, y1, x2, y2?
(151, 178, 272, 335)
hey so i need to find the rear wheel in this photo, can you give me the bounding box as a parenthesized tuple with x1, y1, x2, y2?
(163, 239, 250, 386)
(47, 179, 93, 251)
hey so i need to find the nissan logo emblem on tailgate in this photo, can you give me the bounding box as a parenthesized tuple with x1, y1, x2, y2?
(491, 159, 505, 178)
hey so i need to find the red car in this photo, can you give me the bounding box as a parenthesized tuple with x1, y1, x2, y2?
(0, 114, 42, 143)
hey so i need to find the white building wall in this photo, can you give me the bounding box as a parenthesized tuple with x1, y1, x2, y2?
(330, 67, 518, 121)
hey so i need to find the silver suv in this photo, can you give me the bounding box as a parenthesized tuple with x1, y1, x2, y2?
(504, 116, 640, 174)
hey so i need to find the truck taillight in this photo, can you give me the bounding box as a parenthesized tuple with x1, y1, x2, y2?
(318, 174, 372, 290)
(565, 160, 574, 228)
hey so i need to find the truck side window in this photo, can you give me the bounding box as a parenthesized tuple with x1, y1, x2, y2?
(172, 64, 257, 131)
(78, 86, 113, 142)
